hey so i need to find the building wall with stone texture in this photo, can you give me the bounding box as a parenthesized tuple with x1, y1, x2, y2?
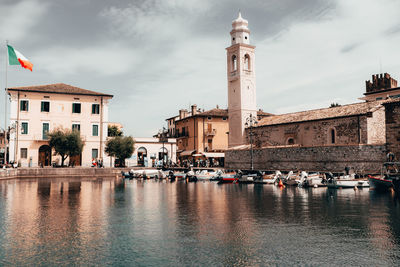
(248, 116, 369, 148)
(226, 144, 386, 173)
(384, 101, 400, 160)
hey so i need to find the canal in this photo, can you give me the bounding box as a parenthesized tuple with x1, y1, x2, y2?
(0, 178, 399, 266)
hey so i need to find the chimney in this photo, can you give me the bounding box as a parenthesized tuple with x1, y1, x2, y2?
(179, 109, 188, 119)
(191, 104, 197, 116)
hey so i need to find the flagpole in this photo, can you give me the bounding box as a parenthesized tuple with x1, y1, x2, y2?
(4, 40, 8, 166)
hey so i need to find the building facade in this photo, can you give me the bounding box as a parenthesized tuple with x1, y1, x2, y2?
(174, 105, 228, 161)
(227, 12, 257, 147)
(7, 83, 113, 167)
(126, 137, 177, 167)
(226, 74, 400, 172)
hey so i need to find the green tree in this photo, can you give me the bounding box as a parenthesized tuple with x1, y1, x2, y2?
(105, 136, 135, 167)
(330, 102, 341, 108)
(48, 128, 84, 167)
(108, 125, 123, 137)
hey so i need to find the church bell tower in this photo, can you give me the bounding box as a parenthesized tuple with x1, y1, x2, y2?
(227, 12, 257, 147)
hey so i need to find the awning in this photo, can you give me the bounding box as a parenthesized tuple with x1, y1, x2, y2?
(179, 150, 195, 156)
(202, 152, 225, 158)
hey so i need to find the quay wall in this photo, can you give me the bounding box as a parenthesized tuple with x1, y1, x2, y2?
(225, 144, 386, 173)
(0, 167, 125, 180)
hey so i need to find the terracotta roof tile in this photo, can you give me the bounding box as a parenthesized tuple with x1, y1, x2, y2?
(199, 108, 228, 117)
(257, 101, 384, 127)
(8, 83, 113, 97)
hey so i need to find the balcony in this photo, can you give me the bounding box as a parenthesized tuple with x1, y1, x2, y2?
(176, 132, 189, 138)
(205, 129, 216, 136)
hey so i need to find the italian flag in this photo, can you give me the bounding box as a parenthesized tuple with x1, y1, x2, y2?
(7, 45, 33, 71)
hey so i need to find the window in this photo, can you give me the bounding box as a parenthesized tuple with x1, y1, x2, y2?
(72, 103, 81, 113)
(207, 116, 212, 120)
(92, 149, 98, 159)
(92, 124, 99, 136)
(42, 123, 49, 140)
(92, 104, 100, 114)
(329, 128, 336, 144)
(20, 100, 29, 111)
(41, 101, 50, 112)
(21, 122, 28, 134)
(232, 55, 237, 71)
(72, 124, 80, 132)
(244, 54, 250, 71)
(222, 117, 227, 121)
(20, 148, 28, 159)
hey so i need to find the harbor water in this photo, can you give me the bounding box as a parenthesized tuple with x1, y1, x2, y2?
(0, 177, 400, 266)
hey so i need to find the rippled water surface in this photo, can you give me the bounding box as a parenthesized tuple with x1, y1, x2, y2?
(0, 178, 400, 266)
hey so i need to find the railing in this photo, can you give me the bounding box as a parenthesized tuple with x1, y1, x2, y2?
(176, 133, 189, 138)
(230, 71, 237, 77)
(205, 129, 217, 136)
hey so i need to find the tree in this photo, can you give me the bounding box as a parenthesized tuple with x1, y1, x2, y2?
(105, 136, 135, 167)
(108, 125, 123, 137)
(48, 128, 84, 167)
(330, 102, 341, 108)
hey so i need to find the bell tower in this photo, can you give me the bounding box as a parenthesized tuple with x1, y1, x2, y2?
(227, 12, 257, 147)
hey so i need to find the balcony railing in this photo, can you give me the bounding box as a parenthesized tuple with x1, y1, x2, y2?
(205, 129, 217, 136)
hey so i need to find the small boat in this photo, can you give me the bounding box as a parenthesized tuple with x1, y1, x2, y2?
(195, 170, 221, 181)
(368, 162, 400, 192)
(254, 171, 282, 184)
(121, 170, 134, 179)
(218, 172, 239, 184)
(282, 171, 299, 186)
(174, 172, 187, 180)
(368, 175, 393, 191)
(186, 170, 198, 182)
(299, 172, 326, 188)
(327, 178, 369, 188)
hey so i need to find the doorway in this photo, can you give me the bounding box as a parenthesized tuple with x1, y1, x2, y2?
(38, 145, 52, 166)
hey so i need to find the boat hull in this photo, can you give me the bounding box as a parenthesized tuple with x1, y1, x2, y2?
(368, 176, 393, 191)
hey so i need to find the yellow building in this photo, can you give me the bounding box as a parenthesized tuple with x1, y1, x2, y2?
(167, 104, 270, 166)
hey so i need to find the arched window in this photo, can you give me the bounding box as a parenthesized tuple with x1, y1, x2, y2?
(232, 55, 237, 71)
(328, 128, 336, 144)
(287, 138, 295, 145)
(137, 147, 147, 166)
(244, 54, 250, 71)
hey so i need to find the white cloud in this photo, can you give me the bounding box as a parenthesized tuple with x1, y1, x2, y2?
(0, 0, 49, 43)
(256, 0, 400, 114)
(34, 42, 141, 76)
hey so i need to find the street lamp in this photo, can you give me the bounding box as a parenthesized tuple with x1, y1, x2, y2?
(158, 127, 168, 167)
(245, 113, 258, 170)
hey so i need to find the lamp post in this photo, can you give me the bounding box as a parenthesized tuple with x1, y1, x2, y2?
(158, 127, 168, 167)
(245, 113, 258, 170)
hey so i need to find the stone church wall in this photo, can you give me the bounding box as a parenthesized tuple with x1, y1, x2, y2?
(384, 101, 400, 160)
(248, 116, 369, 147)
(225, 144, 386, 173)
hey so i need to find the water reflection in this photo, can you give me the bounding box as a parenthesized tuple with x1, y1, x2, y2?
(0, 179, 400, 265)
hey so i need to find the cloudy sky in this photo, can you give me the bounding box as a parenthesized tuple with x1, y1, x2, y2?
(0, 0, 399, 137)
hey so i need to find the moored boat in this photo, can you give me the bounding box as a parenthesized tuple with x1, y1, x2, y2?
(254, 171, 282, 184)
(368, 175, 393, 191)
(218, 172, 239, 184)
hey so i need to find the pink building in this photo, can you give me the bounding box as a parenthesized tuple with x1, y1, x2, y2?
(7, 83, 113, 167)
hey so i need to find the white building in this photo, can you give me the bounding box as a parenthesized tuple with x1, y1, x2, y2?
(7, 83, 113, 167)
(126, 137, 177, 167)
(227, 12, 257, 147)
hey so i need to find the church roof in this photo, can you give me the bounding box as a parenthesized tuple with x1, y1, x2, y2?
(257, 101, 384, 127)
(7, 83, 113, 97)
